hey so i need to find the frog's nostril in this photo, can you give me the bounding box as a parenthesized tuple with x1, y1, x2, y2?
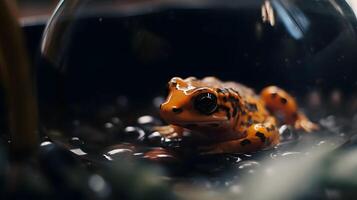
(172, 107, 183, 114)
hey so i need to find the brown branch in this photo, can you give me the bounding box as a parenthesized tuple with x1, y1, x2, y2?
(0, 1, 39, 157)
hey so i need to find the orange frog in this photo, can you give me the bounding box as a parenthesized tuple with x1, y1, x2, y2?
(156, 76, 319, 154)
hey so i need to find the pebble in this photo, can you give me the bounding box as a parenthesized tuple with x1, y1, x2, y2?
(122, 126, 146, 142)
(137, 115, 162, 128)
(39, 142, 79, 175)
(40, 140, 53, 147)
(103, 144, 135, 161)
(69, 137, 84, 147)
(111, 117, 123, 128)
(147, 131, 163, 145)
(103, 122, 121, 135)
(39, 142, 92, 199)
(161, 137, 182, 149)
(279, 125, 299, 141)
(143, 147, 180, 164)
(70, 148, 88, 156)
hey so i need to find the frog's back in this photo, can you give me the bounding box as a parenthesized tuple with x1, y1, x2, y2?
(200, 76, 257, 99)
(200, 76, 270, 123)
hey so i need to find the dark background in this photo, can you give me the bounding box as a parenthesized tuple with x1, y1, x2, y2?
(19, 0, 357, 115)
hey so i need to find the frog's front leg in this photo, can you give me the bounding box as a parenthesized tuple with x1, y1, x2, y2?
(154, 125, 184, 139)
(200, 123, 280, 154)
(260, 86, 319, 132)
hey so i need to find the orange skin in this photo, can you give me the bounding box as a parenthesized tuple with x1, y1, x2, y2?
(156, 77, 319, 154)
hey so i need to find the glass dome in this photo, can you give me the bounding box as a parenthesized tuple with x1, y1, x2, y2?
(39, 0, 357, 136)
(36, 0, 357, 198)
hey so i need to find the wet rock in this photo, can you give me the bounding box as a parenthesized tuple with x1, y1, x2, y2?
(137, 115, 162, 129)
(39, 142, 104, 199)
(69, 137, 84, 147)
(101, 117, 125, 142)
(40, 135, 50, 141)
(147, 131, 163, 145)
(38, 127, 50, 139)
(279, 125, 299, 141)
(143, 147, 180, 164)
(69, 147, 88, 157)
(110, 117, 124, 129)
(40, 140, 53, 147)
(103, 144, 135, 161)
(103, 122, 120, 135)
(161, 137, 182, 149)
(39, 142, 79, 173)
(122, 126, 146, 142)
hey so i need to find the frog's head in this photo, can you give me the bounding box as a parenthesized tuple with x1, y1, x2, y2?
(159, 77, 230, 130)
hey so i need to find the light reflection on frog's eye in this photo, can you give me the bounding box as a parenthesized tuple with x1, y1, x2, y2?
(194, 92, 218, 115)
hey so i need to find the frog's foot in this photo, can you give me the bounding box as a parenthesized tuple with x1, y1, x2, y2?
(294, 112, 319, 132)
(199, 123, 280, 154)
(153, 125, 184, 139)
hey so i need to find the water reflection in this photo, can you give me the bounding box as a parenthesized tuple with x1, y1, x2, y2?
(266, 0, 310, 40)
(346, 0, 357, 18)
(262, 1, 275, 26)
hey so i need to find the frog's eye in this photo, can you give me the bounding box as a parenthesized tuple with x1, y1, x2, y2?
(194, 92, 218, 115)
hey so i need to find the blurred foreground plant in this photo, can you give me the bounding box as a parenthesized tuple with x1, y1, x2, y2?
(0, 1, 38, 157)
